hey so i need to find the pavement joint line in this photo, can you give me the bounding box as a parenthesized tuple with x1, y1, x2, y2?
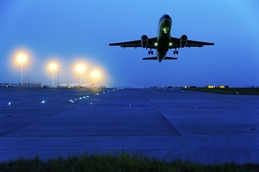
(1, 134, 178, 137)
(143, 90, 182, 136)
(1, 149, 174, 151)
(1, 104, 81, 137)
(164, 136, 181, 161)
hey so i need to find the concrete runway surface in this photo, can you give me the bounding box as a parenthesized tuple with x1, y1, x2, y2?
(0, 87, 258, 164)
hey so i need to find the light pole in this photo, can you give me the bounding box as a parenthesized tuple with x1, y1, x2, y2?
(75, 65, 86, 86)
(91, 70, 100, 87)
(48, 63, 58, 87)
(16, 54, 27, 87)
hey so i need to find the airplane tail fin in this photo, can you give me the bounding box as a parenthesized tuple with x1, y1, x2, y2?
(142, 57, 178, 60)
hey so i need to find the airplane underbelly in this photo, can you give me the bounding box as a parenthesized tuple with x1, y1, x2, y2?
(156, 51, 165, 62)
(157, 38, 169, 53)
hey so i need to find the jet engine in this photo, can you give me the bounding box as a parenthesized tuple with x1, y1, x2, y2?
(180, 34, 188, 48)
(141, 35, 148, 48)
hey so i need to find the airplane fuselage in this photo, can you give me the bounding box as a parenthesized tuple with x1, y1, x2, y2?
(156, 14, 172, 62)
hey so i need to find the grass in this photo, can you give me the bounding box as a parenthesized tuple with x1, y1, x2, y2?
(1, 151, 258, 172)
(183, 88, 259, 95)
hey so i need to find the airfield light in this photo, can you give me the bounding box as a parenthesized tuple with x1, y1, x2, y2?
(169, 42, 172, 46)
(16, 53, 27, 87)
(48, 63, 58, 87)
(75, 64, 86, 86)
(8, 102, 11, 105)
(154, 43, 158, 46)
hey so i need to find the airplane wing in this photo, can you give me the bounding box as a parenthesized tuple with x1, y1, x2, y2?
(109, 37, 157, 49)
(170, 37, 214, 48)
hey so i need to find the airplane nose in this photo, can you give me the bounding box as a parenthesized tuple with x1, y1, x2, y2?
(164, 14, 170, 18)
(159, 14, 172, 24)
(163, 14, 171, 20)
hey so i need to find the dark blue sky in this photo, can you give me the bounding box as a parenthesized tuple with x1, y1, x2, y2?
(0, 0, 258, 87)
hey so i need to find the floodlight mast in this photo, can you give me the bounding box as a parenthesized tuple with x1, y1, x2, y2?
(16, 54, 27, 87)
(91, 70, 100, 87)
(48, 63, 58, 87)
(75, 65, 86, 86)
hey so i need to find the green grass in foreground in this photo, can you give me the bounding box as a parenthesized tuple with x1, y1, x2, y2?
(1, 152, 258, 172)
(183, 88, 259, 95)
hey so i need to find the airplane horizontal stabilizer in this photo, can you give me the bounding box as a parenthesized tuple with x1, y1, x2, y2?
(142, 57, 157, 60)
(164, 57, 177, 60)
(142, 57, 178, 60)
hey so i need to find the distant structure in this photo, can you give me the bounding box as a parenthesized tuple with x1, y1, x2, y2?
(217, 85, 229, 88)
(59, 84, 92, 88)
(206, 85, 229, 88)
(0, 82, 41, 88)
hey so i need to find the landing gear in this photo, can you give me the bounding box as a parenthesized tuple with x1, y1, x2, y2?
(173, 47, 179, 55)
(148, 47, 153, 55)
(148, 50, 153, 55)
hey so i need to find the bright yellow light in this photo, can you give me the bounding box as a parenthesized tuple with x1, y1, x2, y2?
(11, 48, 32, 70)
(207, 85, 215, 89)
(75, 65, 86, 73)
(16, 54, 27, 64)
(48, 63, 58, 70)
(91, 70, 100, 78)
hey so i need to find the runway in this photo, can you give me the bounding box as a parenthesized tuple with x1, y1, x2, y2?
(0, 87, 258, 164)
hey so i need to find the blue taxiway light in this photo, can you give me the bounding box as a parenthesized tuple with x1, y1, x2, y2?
(90, 103, 92, 105)
(87, 96, 89, 98)
(8, 102, 11, 105)
(96, 93, 99, 95)
(41, 101, 45, 103)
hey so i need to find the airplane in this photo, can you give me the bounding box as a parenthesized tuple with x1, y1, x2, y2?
(109, 14, 214, 62)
